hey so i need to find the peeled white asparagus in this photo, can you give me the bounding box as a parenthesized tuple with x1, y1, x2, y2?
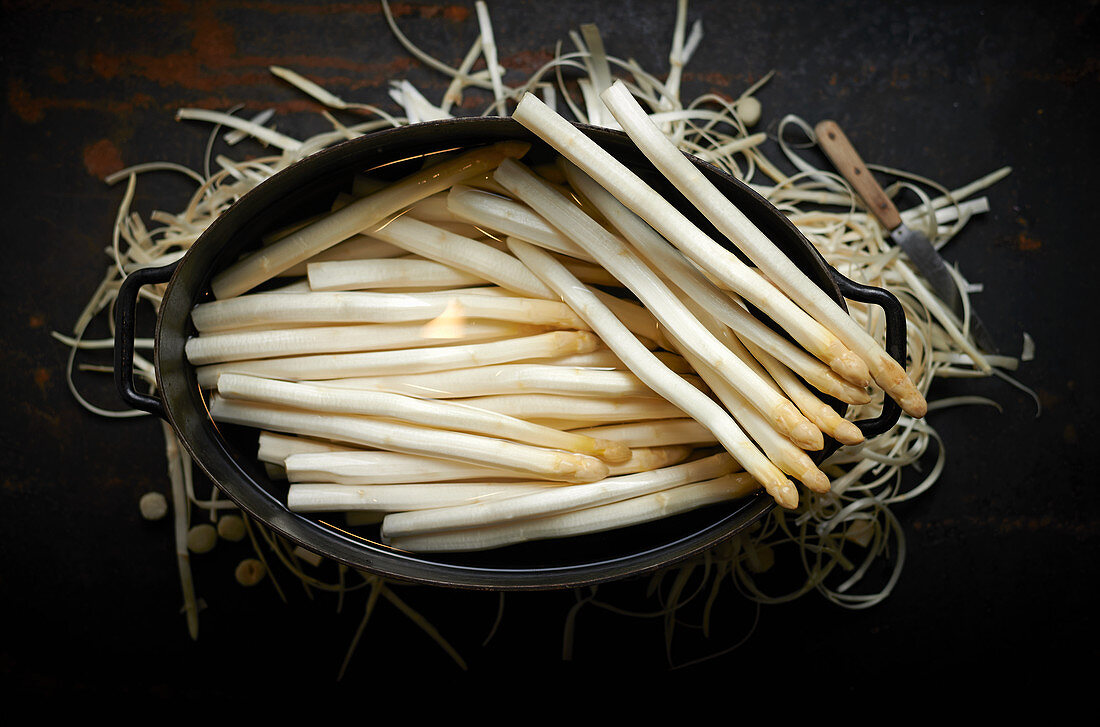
(194, 329, 601, 387)
(551, 256, 621, 287)
(587, 286, 668, 347)
(288, 481, 556, 512)
(510, 92, 870, 390)
(190, 289, 589, 333)
(256, 431, 357, 465)
(529, 347, 696, 374)
(211, 140, 530, 299)
(599, 82, 926, 417)
(507, 237, 796, 507)
(565, 162, 872, 406)
(287, 444, 691, 487)
(216, 373, 631, 463)
(664, 320, 830, 492)
(452, 392, 685, 423)
(445, 184, 596, 262)
(280, 235, 407, 277)
(307, 257, 487, 291)
(208, 395, 609, 483)
(386, 472, 760, 552)
(495, 158, 820, 450)
(740, 336, 865, 446)
(402, 191, 466, 223)
(185, 319, 545, 365)
(380, 450, 741, 539)
(285, 450, 532, 484)
(367, 214, 557, 299)
(568, 418, 719, 448)
(307, 362, 693, 398)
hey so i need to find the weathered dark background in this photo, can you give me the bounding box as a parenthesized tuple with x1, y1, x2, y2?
(2, 0, 1097, 697)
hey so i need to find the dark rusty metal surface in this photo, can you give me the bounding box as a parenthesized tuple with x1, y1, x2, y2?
(2, 0, 1097, 694)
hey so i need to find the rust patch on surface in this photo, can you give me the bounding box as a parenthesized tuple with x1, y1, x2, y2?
(33, 367, 51, 392)
(1016, 231, 1042, 251)
(83, 139, 125, 180)
(8, 77, 46, 123)
(1021, 57, 1100, 86)
(387, 1, 471, 22)
(501, 49, 555, 77)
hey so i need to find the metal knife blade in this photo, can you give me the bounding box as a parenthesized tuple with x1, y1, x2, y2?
(814, 119, 1000, 354)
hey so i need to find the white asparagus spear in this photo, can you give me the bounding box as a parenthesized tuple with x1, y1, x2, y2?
(386, 472, 760, 552)
(288, 481, 557, 513)
(599, 82, 926, 417)
(380, 450, 740, 539)
(287, 449, 692, 513)
(286, 450, 529, 484)
(452, 392, 685, 423)
(185, 320, 545, 365)
(208, 395, 609, 483)
(495, 158, 821, 450)
(210, 140, 531, 299)
(529, 347, 696, 373)
(510, 92, 870, 389)
(661, 305, 831, 492)
(307, 363, 695, 398)
(569, 418, 718, 448)
(216, 373, 631, 463)
(564, 162, 871, 406)
(194, 330, 601, 387)
(587, 286, 668, 347)
(285, 444, 691, 485)
(445, 184, 596, 262)
(256, 431, 357, 466)
(306, 258, 487, 291)
(280, 235, 407, 277)
(190, 289, 589, 333)
(367, 214, 557, 299)
(740, 337, 865, 446)
(507, 237, 797, 507)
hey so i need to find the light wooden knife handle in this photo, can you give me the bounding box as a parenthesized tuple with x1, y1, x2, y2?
(814, 119, 902, 231)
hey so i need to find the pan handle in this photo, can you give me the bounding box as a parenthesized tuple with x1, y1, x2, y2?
(830, 271, 906, 439)
(113, 261, 179, 420)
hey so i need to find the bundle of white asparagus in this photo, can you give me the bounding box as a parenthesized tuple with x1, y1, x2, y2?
(192, 95, 925, 553)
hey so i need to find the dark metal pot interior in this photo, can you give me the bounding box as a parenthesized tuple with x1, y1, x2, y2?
(152, 117, 864, 590)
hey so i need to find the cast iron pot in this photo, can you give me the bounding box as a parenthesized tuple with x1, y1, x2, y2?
(113, 117, 905, 590)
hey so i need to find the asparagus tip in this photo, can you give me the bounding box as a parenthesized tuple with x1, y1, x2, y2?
(831, 350, 872, 389)
(799, 466, 831, 494)
(791, 420, 825, 452)
(595, 439, 633, 464)
(772, 479, 800, 509)
(567, 454, 610, 483)
(831, 418, 866, 446)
